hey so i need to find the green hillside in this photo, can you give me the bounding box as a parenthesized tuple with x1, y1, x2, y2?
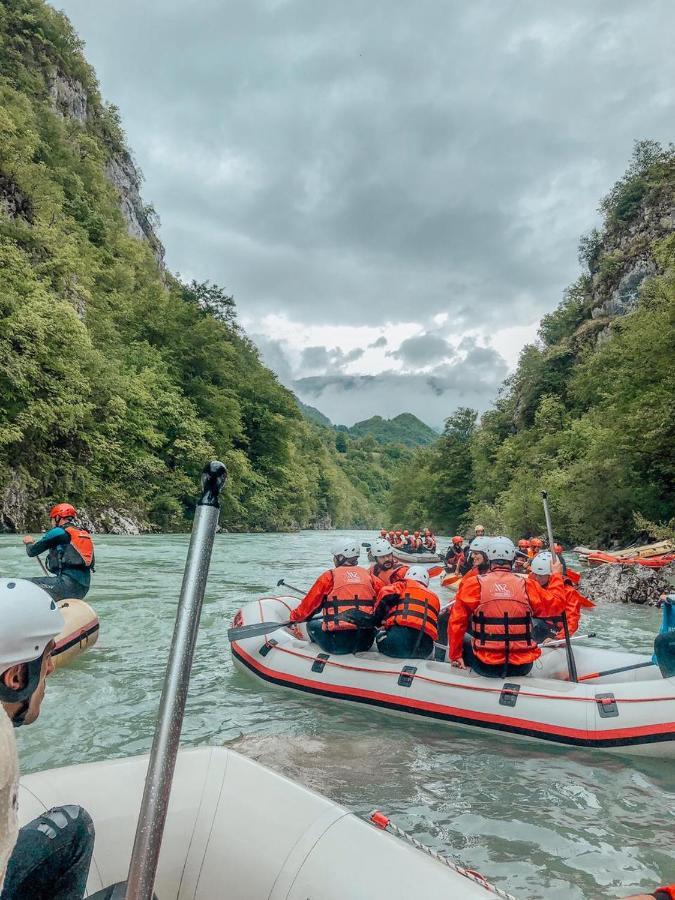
(390, 141, 675, 544)
(0, 0, 400, 532)
(347, 413, 438, 448)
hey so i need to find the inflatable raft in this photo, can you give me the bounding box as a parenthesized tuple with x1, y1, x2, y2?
(52, 598, 99, 669)
(230, 596, 675, 757)
(587, 551, 675, 568)
(19, 746, 501, 899)
(393, 549, 440, 564)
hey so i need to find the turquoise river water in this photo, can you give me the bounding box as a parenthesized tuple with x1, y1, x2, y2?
(1, 531, 673, 898)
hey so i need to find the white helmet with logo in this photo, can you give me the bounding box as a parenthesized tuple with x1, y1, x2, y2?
(406, 565, 430, 587)
(331, 539, 360, 561)
(486, 536, 516, 562)
(371, 538, 393, 558)
(530, 551, 553, 576)
(0, 579, 64, 718)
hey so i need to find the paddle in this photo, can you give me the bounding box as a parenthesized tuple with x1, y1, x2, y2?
(542, 632, 596, 648)
(578, 660, 655, 682)
(541, 490, 578, 682)
(275, 578, 305, 596)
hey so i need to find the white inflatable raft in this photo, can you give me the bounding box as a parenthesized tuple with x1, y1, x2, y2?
(52, 598, 99, 669)
(230, 596, 675, 757)
(19, 746, 500, 899)
(393, 549, 439, 564)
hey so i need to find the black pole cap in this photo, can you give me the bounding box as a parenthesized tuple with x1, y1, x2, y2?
(198, 460, 228, 507)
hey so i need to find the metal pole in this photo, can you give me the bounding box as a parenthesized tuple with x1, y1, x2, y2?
(540, 490, 557, 563)
(124, 460, 227, 900)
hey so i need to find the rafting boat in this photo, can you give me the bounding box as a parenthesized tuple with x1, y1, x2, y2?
(19, 746, 501, 899)
(230, 596, 675, 757)
(393, 549, 440, 564)
(52, 598, 99, 669)
(587, 551, 675, 568)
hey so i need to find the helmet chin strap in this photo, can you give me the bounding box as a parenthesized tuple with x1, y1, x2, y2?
(11, 699, 30, 728)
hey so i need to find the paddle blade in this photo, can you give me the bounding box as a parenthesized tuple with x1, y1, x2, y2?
(427, 565, 443, 578)
(228, 619, 290, 642)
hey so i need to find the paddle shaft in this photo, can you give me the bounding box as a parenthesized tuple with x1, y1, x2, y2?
(543, 632, 596, 648)
(34, 554, 48, 575)
(578, 660, 655, 682)
(276, 579, 305, 596)
(540, 490, 557, 563)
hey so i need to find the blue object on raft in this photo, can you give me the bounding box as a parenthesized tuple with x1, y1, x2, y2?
(653, 596, 675, 664)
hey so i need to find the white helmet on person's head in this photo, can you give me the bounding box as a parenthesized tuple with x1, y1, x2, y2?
(530, 551, 553, 576)
(371, 538, 393, 558)
(406, 565, 430, 588)
(486, 536, 516, 563)
(0, 579, 64, 721)
(331, 539, 360, 562)
(469, 536, 489, 553)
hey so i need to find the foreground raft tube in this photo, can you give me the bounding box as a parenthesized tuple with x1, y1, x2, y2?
(19, 747, 498, 899)
(52, 599, 99, 669)
(230, 597, 675, 757)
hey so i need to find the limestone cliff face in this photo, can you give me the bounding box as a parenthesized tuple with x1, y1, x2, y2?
(48, 68, 165, 267)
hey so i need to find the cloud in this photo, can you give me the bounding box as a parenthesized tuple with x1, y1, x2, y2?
(58, 0, 675, 420)
(388, 333, 455, 367)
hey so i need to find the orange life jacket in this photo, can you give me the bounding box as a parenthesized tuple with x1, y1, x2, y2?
(370, 562, 406, 586)
(471, 571, 536, 664)
(322, 566, 377, 632)
(49, 525, 95, 572)
(382, 581, 440, 640)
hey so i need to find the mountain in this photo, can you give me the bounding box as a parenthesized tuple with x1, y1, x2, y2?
(296, 399, 333, 428)
(0, 0, 397, 532)
(390, 141, 675, 543)
(348, 414, 438, 448)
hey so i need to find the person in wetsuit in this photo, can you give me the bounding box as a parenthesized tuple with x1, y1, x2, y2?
(23, 504, 94, 601)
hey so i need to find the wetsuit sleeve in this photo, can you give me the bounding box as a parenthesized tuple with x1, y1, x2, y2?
(289, 571, 333, 622)
(25, 527, 68, 557)
(447, 579, 481, 660)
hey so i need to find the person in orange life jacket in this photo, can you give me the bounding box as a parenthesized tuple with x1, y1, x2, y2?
(513, 540, 531, 573)
(447, 536, 566, 677)
(289, 539, 383, 654)
(368, 539, 409, 586)
(423, 529, 436, 552)
(528, 537, 543, 559)
(379, 529, 387, 538)
(387, 530, 396, 547)
(23, 504, 94, 602)
(444, 536, 466, 572)
(527, 551, 595, 643)
(371, 566, 440, 659)
(394, 530, 405, 549)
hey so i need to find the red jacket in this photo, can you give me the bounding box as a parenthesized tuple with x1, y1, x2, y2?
(369, 562, 408, 585)
(527, 575, 595, 638)
(448, 568, 566, 664)
(290, 567, 384, 623)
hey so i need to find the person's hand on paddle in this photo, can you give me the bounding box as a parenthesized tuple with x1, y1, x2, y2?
(22, 535, 34, 545)
(287, 623, 304, 640)
(450, 657, 468, 669)
(551, 559, 563, 575)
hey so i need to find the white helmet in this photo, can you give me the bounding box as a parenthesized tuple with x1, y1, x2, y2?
(469, 536, 489, 553)
(530, 551, 553, 576)
(331, 539, 360, 561)
(406, 565, 430, 587)
(486, 536, 516, 562)
(0, 579, 64, 711)
(371, 538, 393, 558)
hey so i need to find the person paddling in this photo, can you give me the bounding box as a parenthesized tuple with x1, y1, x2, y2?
(528, 551, 595, 643)
(23, 504, 95, 601)
(447, 536, 566, 677)
(372, 565, 440, 659)
(0, 579, 95, 898)
(288, 540, 383, 654)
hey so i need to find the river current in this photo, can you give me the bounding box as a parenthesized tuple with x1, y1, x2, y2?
(1, 531, 673, 898)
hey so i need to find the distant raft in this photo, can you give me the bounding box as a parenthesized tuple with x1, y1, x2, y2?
(52, 598, 99, 669)
(230, 595, 675, 757)
(393, 549, 439, 564)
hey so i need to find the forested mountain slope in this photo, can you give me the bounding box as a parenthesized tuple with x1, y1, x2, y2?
(346, 414, 438, 448)
(390, 142, 675, 544)
(0, 0, 401, 532)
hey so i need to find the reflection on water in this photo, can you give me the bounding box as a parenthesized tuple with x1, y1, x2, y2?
(1, 532, 673, 898)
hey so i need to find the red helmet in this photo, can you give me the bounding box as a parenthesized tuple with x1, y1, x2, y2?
(452, 536, 463, 543)
(403, 530, 409, 536)
(531, 538, 544, 548)
(395, 530, 402, 535)
(49, 503, 76, 520)
(518, 539, 530, 548)
(554, 543, 564, 553)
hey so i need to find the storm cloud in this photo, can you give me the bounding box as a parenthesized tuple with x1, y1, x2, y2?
(57, 0, 675, 425)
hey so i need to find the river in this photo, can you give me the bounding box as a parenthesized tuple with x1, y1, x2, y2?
(1, 532, 673, 898)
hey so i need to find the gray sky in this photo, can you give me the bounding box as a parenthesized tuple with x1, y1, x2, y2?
(57, 0, 675, 427)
